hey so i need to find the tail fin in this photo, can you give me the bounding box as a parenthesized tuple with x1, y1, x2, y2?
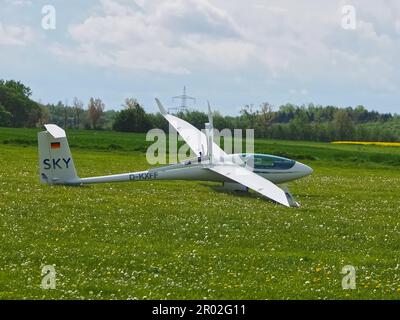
(38, 124, 80, 185)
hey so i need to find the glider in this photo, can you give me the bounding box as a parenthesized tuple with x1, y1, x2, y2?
(38, 99, 313, 207)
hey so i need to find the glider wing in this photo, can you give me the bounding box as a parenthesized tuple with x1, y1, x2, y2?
(155, 98, 226, 159)
(210, 164, 292, 207)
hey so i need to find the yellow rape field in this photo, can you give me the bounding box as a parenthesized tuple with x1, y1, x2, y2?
(332, 141, 400, 147)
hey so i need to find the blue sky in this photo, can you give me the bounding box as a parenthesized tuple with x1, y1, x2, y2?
(1, 0, 399, 114)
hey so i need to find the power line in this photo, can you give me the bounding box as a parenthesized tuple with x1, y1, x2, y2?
(169, 86, 196, 113)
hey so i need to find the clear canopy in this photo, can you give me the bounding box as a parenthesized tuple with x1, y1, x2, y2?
(242, 154, 296, 170)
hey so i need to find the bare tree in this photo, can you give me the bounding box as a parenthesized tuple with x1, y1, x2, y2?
(87, 97, 105, 129)
(259, 102, 274, 123)
(258, 102, 275, 136)
(72, 97, 84, 129)
(122, 98, 140, 110)
(63, 100, 69, 129)
(38, 104, 50, 127)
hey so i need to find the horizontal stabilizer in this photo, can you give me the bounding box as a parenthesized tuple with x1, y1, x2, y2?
(44, 124, 66, 139)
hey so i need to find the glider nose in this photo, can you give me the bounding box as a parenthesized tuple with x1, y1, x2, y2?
(295, 161, 313, 177)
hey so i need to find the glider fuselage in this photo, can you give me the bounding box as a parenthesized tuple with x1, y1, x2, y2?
(79, 153, 312, 185)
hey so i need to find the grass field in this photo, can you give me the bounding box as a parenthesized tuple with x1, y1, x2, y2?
(1, 128, 400, 300)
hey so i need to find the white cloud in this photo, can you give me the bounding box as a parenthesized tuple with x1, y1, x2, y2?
(395, 21, 400, 34)
(52, 0, 252, 73)
(0, 22, 35, 46)
(49, 0, 400, 93)
(99, 0, 137, 16)
(5, 0, 32, 6)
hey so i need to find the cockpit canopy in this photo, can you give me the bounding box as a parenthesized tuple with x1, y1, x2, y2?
(241, 154, 296, 170)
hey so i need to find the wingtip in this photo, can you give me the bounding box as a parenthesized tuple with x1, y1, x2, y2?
(275, 194, 292, 208)
(282, 189, 299, 208)
(155, 98, 167, 115)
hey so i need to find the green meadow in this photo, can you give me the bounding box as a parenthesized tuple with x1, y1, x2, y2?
(0, 128, 400, 300)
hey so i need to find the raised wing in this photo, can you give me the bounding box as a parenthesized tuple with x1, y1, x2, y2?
(210, 164, 292, 207)
(156, 98, 226, 159)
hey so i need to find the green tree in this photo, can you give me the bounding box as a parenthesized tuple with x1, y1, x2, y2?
(0, 103, 12, 127)
(0, 79, 41, 127)
(212, 111, 228, 131)
(177, 110, 208, 130)
(147, 112, 168, 132)
(239, 104, 257, 129)
(0, 79, 32, 98)
(334, 109, 355, 140)
(113, 98, 151, 132)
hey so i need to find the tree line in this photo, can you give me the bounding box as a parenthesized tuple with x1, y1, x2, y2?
(0, 80, 117, 130)
(113, 100, 399, 142)
(1, 79, 399, 142)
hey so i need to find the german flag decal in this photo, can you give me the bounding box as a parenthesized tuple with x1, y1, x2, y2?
(51, 142, 61, 149)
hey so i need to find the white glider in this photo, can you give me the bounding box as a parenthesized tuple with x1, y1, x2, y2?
(38, 99, 313, 207)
